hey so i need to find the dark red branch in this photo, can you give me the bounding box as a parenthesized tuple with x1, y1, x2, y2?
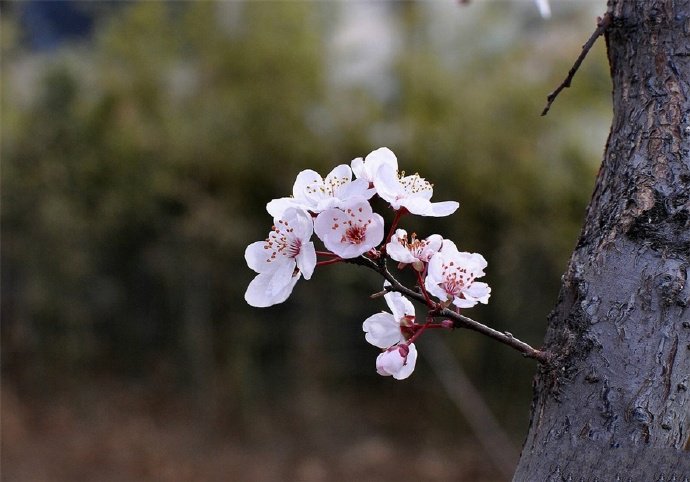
(346, 256, 551, 364)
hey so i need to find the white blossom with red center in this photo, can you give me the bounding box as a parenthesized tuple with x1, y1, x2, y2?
(244, 208, 316, 307)
(386, 228, 443, 271)
(267, 164, 374, 217)
(314, 200, 384, 259)
(376, 343, 418, 380)
(351, 147, 398, 184)
(362, 283, 415, 349)
(425, 240, 491, 309)
(373, 164, 459, 217)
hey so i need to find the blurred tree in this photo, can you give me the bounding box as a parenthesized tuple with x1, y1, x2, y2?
(514, 1, 690, 478)
(1, 0, 612, 461)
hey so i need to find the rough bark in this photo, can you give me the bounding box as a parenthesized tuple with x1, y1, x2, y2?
(514, 1, 690, 479)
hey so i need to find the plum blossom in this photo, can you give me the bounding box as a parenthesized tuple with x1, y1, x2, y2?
(425, 240, 491, 309)
(244, 208, 316, 307)
(267, 164, 373, 217)
(386, 229, 443, 271)
(362, 284, 414, 349)
(376, 343, 418, 380)
(314, 200, 384, 259)
(373, 165, 459, 217)
(351, 147, 398, 184)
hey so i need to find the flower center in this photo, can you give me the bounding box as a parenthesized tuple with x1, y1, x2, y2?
(399, 171, 433, 195)
(263, 219, 299, 262)
(439, 263, 474, 296)
(343, 225, 366, 244)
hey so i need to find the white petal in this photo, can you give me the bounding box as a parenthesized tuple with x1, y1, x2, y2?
(422, 234, 444, 259)
(376, 348, 404, 376)
(402, 198, 458, 217)
(338, 178, 375, 201)
(281, 207, 314, 240)
(267, 197, 303, 218)
(426, 200, 459, 217)
(293, 169, 324, 206)
(393, 343, 417, 380)
(464, 281, 491, 304)
(453, 296, 478, 309)
(351, 157, 366, 179)
(245, 240, 272, 273)
(325, 164, 353, 187)
(297, 241, 316, 280)
(363, 312, 404, 349)
(376, 344, 417, 380)
(373, 165, 404, 207)
(386, 241, 416, 264)
(384, 290, 414, 322)
(364, 147, 398, 181)
(244, 266, 300, 308)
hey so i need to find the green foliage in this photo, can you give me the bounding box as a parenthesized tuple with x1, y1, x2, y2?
(2, 1, 610, 434)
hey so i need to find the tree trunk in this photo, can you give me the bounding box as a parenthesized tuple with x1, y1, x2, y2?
(514, 1, 690, 479)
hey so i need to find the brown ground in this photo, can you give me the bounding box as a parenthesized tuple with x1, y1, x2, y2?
(1, 380, 505, 482)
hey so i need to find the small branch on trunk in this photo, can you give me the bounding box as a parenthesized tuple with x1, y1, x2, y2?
(541, 12, 612, 116)
(346, 256, 552, 364)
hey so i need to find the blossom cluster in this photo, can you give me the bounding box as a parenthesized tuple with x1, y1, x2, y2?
(245, 148, 490, 380)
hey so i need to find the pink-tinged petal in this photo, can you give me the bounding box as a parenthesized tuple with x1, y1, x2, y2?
(363, 312, 405, 349)
(376, 344, 417, 380)
(296, 241, 316, 280)
(314, 203, 384, 259)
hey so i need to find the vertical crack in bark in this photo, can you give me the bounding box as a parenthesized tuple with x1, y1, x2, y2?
(662, 335, 679, 403)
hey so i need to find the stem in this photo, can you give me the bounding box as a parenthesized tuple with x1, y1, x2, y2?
(345, 255, 551, 364)
(316, 250, 339, 258)
(316, 257, 343, 267)
(416, 269, 434, 308)
(383, 208, 408, 247)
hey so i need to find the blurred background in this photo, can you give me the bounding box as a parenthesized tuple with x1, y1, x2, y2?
(1, 1, 610, 480)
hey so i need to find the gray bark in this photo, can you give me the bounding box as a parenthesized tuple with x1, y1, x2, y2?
(514, 1, 690, 479)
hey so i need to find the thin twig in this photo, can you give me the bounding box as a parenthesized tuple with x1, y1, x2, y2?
(346, 256, 551, 364)
(541, 12, 612, 116)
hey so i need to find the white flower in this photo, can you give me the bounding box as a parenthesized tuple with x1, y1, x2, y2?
(362, 285, 414, 349)
(244, 208, 317, 307)
(373, 165, 459, 217)
(386, 229, 443, 271)
(351, 147, 398, 184)
(376, 343, 418, 380)
(314, 200, 384, 259)
(424, 240, 491, 309)
(267, 164, 374, 217)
